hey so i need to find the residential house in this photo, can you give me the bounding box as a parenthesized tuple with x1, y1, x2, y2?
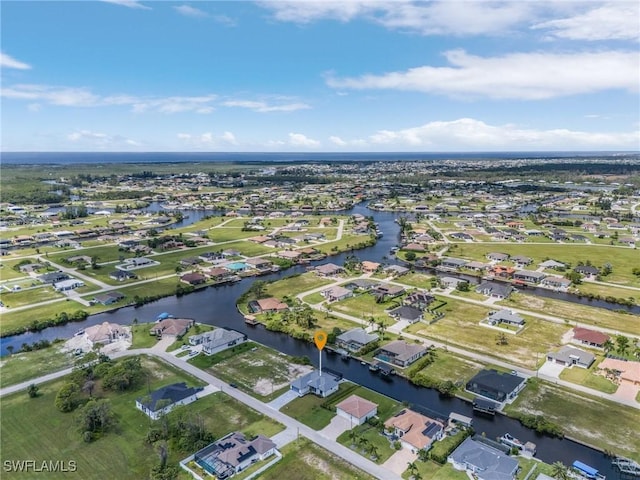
(440, 257, 468, 270)
(465, 369, 525, 402)
(571, 327, 610, 349)
(199, 252, 224, 262)
(546, 346, 595, 368)
(245, 257, 273, 272)
(336, 328, 378, 352)
(597, 358, 640, 386)
(372, 284, 405, 301)
(109, 269, 137, 281)
(540, 276, 571, 291)
(574, 265, 599, 279)
(277, 250, 302, 261)
(384, 265, 410, 277)
(511, 255, 533, 268)
(193, 432, 277, 479)
(190, 328, 247, 355)
(93, 291, 125, 305)
(440, 276, 467, 289)
(180, 273, 207, 286)
(179, 257, 203, 268)
(290, 370, 340, 398)
(376, 340, 427, 368)
(136, 382, 203, 420)
(336, 395, 378, 426)
(314, 263, 344, 276)
(84, 321, 127, 347)
(464, 261, 490, 272)
(404, 291, 435, 310)
(54, 279, 85, 291)
(149, 318, 194, 337)
(384, 409, 444, 452)
(486, 310, 525, 327)
(486, 253, 509, 262)
(254, 297, 289, 313)
(388, 305, 423, 323)
(489, 265, 515, 279)
(322, 286, 353, 303)
(39, 272, 69, 284)
(206, 267, 236, 282)
(475, 281, 513, 300)
(513, 270, 546, 284)
(361, 261, 381, 273)
(448, 437, 518, 480)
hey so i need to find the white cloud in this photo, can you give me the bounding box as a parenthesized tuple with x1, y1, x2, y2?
(1, 84, 217, 113)
(327, 49, 639, 100)
(329, 135, 348, 146)
(365, 118, 640, 150)
(259, 1, 534, 36)
(27, 103, 41, 112)
(174, 5, 208, 18)
(177, 131, 238, 147)
(221, 131, 238, 144)
(67, 129, 141, 147)
(288, 132, 320, 148)
(101, 0, 151, 10)
(1, 52, 32, 70)
(223, 99, 310, 112)
(532, 2, 640, 41)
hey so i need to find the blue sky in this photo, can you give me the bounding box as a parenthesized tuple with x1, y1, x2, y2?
(1, 0, 639, 152)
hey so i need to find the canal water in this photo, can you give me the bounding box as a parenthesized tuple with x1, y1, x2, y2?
(1, 202, 634, 477)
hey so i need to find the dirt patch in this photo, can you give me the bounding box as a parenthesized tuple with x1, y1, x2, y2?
(302, 453, 341, 480)
(253, 363, 313, 395)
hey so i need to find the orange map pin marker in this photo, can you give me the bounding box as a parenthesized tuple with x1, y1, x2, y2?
(314, 330, 327, 350)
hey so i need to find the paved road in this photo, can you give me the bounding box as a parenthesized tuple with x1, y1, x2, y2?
(0, 347, 402, 480)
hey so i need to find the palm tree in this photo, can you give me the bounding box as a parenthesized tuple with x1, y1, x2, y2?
(602, 338, 614, 354)
(551, 461, 569, 480)
(407, 461, 419, 479)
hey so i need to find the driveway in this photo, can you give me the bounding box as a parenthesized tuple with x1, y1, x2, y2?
(319, 415, 351, 441)
(614, 382, 640, 403)
(538, 361, 565, 378)
(267, 389, 299, 410)
(382, 448, 416, 476)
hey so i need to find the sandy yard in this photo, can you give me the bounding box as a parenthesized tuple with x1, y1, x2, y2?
(253, 362, 313, 395)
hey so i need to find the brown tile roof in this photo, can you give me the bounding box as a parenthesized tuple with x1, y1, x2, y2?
(384, 409, 444, 450)
(335, 395, 378, 419)
(573, 327, 609, 345)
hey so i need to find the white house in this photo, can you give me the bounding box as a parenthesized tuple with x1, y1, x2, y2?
(136, 383, 203, 420)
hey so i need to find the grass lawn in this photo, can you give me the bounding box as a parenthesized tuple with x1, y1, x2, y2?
(499, 292, 640, 336)
(450, 243, 640, 287)
(0, 342, 73, 388)
(337, 422, 396, 464)
(402, 460, 469, 480)
(280, 383, 357, 430)
(191, 342, 313, 402)
(213, 240, 273, 257)
(558, 361, 618, 394)
(116, 276, 180, 300)
(265, 272, 333, 299)
(0, 257, 40, 280)
(49, 245, 136, 264)
(330, 292, 402, 325)
(0, 355, 281, 479)
(313, 233, 374, 255)
(504, 378, 640, 461)
(0, 285, 64, 308)
(206, 227, 260, 243)
(574, 281, 638, 304)
(516, 458, 555, 480)
(409, 349, 483, 387)
(129, 323, 160, 349)
(302, 292, 325, 304)
(259, 438, 375, 480)
(404, 299, 567, 368)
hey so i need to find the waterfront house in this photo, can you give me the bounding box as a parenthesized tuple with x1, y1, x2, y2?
(376, 340, 427, 368)
(513, 270, 546, 284)
(440, 276, 466, 289)
(290, 370, 340, 398)
(465, 369, 525, 402)
(93, 291, 125, 305)
(336, 328, 378, 352)
(574, 265, 599, 279)
(440, 257, 468, 270)
(361, 261, 381, 273)
(448, 437, 518, 480)
(489, 265, 515, 279)
(540, 276, 571, 290)
(384, 265, 410, 277)
(254, 297, 289, 313)
(189, 328, 247, 356)
(245, 257, 273, 272)
(384, 409, 444, 452)
(180, 273, 207, 286)
(149, 318, 194, 337)
(205, 267, 236, 282)
(136, 382, 203, 420)
(336, 395, 378, 426)
(475, 281, 513, 300)
(314, 263, 344, 276)
(546, 346, 595, 369)
(84, 321, 128, 347)
(193, 432, 277, 479)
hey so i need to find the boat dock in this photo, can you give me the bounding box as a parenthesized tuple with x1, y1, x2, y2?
(472, 397, 498, 415)
(612, 457, 640, 478)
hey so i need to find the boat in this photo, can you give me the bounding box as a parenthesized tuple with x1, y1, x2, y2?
(244, 315, 258, 326)
(368, 363, 380, 372)
(360, 361, 367, 366)
(499, 433, 524, 450)
(74, 329, 85, 336)
(571, 461, 606, 480)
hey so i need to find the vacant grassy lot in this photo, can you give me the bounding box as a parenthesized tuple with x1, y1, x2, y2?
(265, 272, 333, 299)
(410, 349, 483, 386)
(330, 293, 402, 326)
(0, 355, 282, 480)
(451, 243, 640, 286)
(0, 285, 65, 308)
(313, 233, 373, 255)
(499, 292, 640, 336)
(0, 343, 73, 388)
(259, 438, 375, 480)
(405, 298, 566, 368)
(0, 257, 40, 281)
(504, 379, 640, 461)
(207, 227, 261, 243)
(573, 281, 638, 304)
(558, 360, 618, 394)
(401, 460, 469, 480)
(302, 292, 325, 304)
(192, 342, 312, 402)
(213, 240, 273, 257)
(48, 245, 136, 264)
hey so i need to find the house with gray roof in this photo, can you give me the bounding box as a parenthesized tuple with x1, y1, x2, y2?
(476, 281, 513, 299)
(546, 346, 595, 369)
(290, 370, 340, 398)
(539, 259, 566, 270)
(189, 328, 247, 355)
(448, 436, 518, 480)
(440, 257, 468, 270)
(466, 369, 525, 403)
(136, 382, 203, 420)
(336, 328, 378, 352)
(388, 305, 423, 323)
(513, 270, 546, 284)
(322, 285, 353, 302)
(376, 340, 428, 368)
(486, 310, 525, 327)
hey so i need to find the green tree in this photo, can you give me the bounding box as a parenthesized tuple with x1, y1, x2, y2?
(27, 383, 39, 398)
(602, 338, 615, 354)
(551, 461, 569, 480)
(76, 399, 117, 440)
(55, 382, 81, 412)
(616, 335, 630, 356)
